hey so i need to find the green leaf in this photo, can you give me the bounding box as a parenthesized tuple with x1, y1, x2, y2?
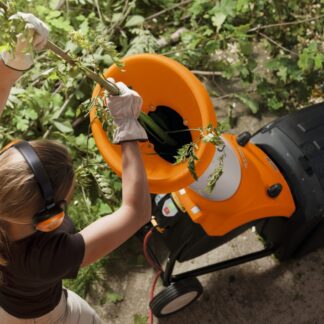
(277, 66, 288, 83)
(15, 117, 29, 131)
(234, 94, 259, 114)
(23, 108, 38, 120)
(98, 203, 113, 215)
(267, 96, 284, 110)
(205, 152, 225, 194)
(211, 0, 236, 31)
(298, 41, 319, 72)
(125, 15, 145, 28)
(112, 12, 123, 23)
(75, 134, 88, 147)
(212, 12, 227, 32)
(105, 290, 124, 304)
(314, 53, 324, 70)
(49, 0, 61, 10)
(236, 0, 249, 12)
(53, 121, 73, 133)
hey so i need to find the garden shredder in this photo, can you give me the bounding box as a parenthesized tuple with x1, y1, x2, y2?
(90, 53, 324, 317)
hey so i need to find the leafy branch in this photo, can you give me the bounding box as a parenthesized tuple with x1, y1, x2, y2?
(175, 141, 199, 180)
(174, 123, 226, 192)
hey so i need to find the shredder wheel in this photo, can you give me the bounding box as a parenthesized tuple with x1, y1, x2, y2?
(150, 277, 203, 317)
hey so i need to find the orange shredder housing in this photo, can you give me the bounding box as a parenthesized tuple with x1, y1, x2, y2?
(91, 54, 295, 237)
(172, 133, 296, 236)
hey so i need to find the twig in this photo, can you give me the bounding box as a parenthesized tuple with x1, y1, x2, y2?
(162, 47, 201, 56)
(29, 68, 55, 87)
(55, 0, 65, 10)
(191, 70, 223, 76)
(145, 0, 192, 21)
(66, 0, 70, 13)
(258, 32, 298, 56)
(213, 93, 235, 100)
(53, 82, 64, 95)
(43, 91, 75, 139)
(45, 41, 120, 94)
(157, 27, 187, 48)
(107, 0, 130, 37)
(94, 0, 103, 23)
(249, 14, 324, 33)
(212, 89, 256, 102)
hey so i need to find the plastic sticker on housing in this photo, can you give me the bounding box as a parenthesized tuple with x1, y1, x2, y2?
(155, 194, 166, 205)
(162, 198, 178, 217)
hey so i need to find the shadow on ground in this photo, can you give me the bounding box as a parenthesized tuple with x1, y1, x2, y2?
(157, 248, 324, 324)
(94, 229, 324, 324)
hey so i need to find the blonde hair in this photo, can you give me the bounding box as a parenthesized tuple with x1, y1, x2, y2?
(0, 139, 74, 266)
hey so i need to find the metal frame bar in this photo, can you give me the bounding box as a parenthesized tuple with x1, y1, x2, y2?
(138, 225, 277, 287)
(163, 244, 276, 286)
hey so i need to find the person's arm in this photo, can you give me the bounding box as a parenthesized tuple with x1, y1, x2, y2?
(79, 80, 150, 267)
(0, 12, 49, 117)
(0, 61, 22, 117)
(80, 141, 151, 267)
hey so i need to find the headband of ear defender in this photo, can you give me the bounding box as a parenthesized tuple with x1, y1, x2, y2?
(0, 140, 65, 232)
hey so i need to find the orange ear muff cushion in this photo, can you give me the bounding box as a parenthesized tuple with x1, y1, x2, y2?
(35, 211, 65, 232)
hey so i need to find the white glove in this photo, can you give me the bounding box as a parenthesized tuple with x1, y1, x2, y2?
(105, 79, 148, 144)
(1, 12, 49, 71)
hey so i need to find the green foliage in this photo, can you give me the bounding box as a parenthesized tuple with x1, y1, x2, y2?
(175, 141, 199, 180)
(156, 0, 323, 111)
(204, 150, 226, 194)
(233, 93, 259, 114)
(174, 123, 226, 189)
(63, 258, 108, 298)
(102, 289, 124, 304)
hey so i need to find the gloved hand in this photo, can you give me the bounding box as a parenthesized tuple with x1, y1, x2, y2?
(1, 12, 49, 71)
(105, 78, 148, 144)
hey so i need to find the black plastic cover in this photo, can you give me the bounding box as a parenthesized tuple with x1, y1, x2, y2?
(253, 102, 324, 260)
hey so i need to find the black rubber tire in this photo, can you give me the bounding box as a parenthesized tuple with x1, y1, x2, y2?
(150, 277, 203, 317)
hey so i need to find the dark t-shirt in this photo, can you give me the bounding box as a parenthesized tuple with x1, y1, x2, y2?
(0, 216, 85, 318)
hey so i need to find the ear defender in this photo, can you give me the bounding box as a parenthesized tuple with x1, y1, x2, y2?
(33, 201, 66, 232)
(0, 140, 66, 232)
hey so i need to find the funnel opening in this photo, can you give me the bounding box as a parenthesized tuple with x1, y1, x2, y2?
(147, 106, 192, 163)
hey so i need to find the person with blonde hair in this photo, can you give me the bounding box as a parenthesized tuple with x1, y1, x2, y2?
(0, 12, 151, 323)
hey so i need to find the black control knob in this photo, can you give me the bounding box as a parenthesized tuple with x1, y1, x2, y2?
(236, 131, 251, 147)
(267, 183, 282, 198)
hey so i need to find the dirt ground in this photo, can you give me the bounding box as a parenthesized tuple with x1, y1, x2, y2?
(89, 96, 324, 324)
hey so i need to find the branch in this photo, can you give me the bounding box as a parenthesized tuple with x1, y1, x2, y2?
(162, 47, 201, 56)
(213, 89, 254, 101)
(94, 0, 104, 23)
(145, 0, 192, 21)
(249, 14, 324, 33)
(45, 41, 120, 95)
(43, 91, 75, 139)
(157, 27, 186, 48)
(107, 0, 130, 37)
(191, 70, 223, 76)
(55, 0, 65, 10)
(0, 2, 6, 11)
(258, 32, 298, 56)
